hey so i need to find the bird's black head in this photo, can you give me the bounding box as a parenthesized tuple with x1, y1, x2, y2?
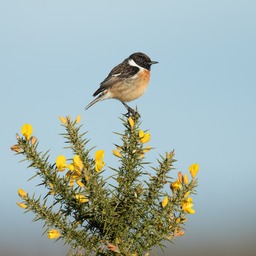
(129, 52, 158, 70)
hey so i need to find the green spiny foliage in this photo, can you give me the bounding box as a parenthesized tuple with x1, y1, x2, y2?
(12, 112, 199, 256)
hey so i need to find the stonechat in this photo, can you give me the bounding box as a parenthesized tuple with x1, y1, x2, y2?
(85, 52, 158, 114)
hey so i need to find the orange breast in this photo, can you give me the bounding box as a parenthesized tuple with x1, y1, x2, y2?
(136, 69, 150, 94)
(110, 69, 151, 102)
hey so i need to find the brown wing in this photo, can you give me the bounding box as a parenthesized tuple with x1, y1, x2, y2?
(92, 59, 139, 97)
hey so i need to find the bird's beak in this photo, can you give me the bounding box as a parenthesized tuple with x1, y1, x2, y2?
(150, 61, 158, 65)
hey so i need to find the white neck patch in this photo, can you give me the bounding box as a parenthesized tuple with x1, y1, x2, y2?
(128, 59, 145, 71)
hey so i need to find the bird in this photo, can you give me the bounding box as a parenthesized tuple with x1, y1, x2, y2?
(85, 52, 158, 114)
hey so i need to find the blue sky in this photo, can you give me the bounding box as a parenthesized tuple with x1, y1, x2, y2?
(1, 0, 256, 255)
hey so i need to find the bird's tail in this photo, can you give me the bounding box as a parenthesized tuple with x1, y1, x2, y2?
(85, 92, 109, 110)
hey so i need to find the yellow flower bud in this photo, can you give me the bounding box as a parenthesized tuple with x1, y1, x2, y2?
(75, 115, 81, 123)
(138, 130, 144, 138)
(21, 124, 33, 140)
(16, 202, 27, 209)
(113, 149, 122, 158)
(170, 180, 182, 191)
(76, 180, 85, 187)
(47, 229, 61, 239)
(73, 155, 83, 170)
(18, 188, 28, 199)
(58, 116, 67, 124)
(184, 191, 190, 198)
(161, 196, 169, 208)
(175, 217, 181, 223)
(183, 174, 189, 184)
(128, 116, 135, 128)
(75, 194, 89, 203)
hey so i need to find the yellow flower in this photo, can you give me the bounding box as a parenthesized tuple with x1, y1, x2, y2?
(138, 130, 151, 144)
(75, 115, 81, 123)
(162, 196, 169, 208)
(75, 194, 89, 203)
(47, 229, 61, 239)
(95, 160, 105, 172)
(66, 168, 82, 187)
(95, 150, 105, 172)
(18, 188, 28, 199)
(58, 116, 67, 124)
(170, 179, 182, 191)
(175, 217, 187, 224)
(73, 171, 82, 180)
(76, 180, 85, 187)
(186, 197, 193, 203)
(16, 202, 27, 209)
(95, 149, 104, 160)
(73, 155, 83, 171)
(189, 163, 199, 178)
(184, 191, 191, 198)
(113, 149, 122, 158)
(21, 124, 33, 140)
(68, 163, 75, 171)
(138, 130, 144, 138)
(128, 116, 135, 128)
(56, 155, 67, 171)
(175, 217, 181, 223)
(182, 197, 195, 214)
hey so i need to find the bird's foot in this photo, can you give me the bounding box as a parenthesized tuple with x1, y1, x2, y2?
(121, 102, 140, 118)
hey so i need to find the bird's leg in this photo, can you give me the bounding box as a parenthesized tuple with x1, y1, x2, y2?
(121, 101, 135, 115)
(120, 101, 140, 118)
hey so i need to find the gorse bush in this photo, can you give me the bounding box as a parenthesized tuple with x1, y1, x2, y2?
(11, 112, 199, 256)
